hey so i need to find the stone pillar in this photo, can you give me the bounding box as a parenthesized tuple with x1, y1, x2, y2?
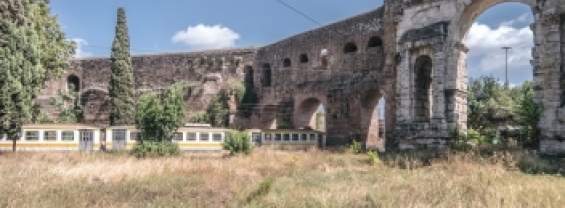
(395, 47, 412, 122)
(538, 11, 565, 154)
(445, 41, 469, 131)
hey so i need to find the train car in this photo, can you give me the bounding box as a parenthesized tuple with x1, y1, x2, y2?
(246, 129, 326, 150)
(105, 125, 228, 151)
(0, 124, 102, 151)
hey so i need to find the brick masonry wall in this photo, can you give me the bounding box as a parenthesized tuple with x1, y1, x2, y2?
(39, 48, 257, 127)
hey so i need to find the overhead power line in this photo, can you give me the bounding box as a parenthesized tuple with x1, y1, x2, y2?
(273, 0, 322, 26)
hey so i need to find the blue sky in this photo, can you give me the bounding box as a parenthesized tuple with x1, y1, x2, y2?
(51, 0, 534, 87)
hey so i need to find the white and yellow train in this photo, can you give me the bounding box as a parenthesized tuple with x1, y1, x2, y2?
(0, 124, 326, 151)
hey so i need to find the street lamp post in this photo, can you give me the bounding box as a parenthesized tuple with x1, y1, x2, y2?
(502, 46, 511, 87)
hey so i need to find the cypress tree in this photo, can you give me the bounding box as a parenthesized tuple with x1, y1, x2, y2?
(109, 7, 135, 125)
(0, 0, 45, 151)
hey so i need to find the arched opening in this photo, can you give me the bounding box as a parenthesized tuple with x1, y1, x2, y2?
(244, 66, 254, 87)
(67, 75, 80, 92)
(262, 105, 277, 129)
(462, 2, 535, 143)
(413, 55, 432, 122)
(294, 98, 325, 131)
(299, 54, 309, 63)
(344, 42, 358, 53)
(367, 36, 383, 48)
(262, 63, 272, 87)
(283, 58, 291, 67)
(359, 90, 385, 151)
(320, 49, 330, 70)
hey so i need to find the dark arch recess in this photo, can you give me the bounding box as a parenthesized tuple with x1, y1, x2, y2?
(344, 42, 358, 53)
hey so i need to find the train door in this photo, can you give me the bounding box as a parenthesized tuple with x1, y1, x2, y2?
(252, 132, 262, 147)
(113, 129, 127, 150)
(79, 129, 94, 150)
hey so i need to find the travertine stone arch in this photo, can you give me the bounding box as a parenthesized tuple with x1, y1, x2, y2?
(393, 0, 558, 150)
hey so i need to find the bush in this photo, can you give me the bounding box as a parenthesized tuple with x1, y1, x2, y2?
(223, 130, 253, 155)
(131, 141, 180, 158)
(348, 140, 362, 154)
(366, 150, 380, 165)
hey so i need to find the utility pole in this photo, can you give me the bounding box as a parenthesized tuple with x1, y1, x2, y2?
(502, 46, 511, 87)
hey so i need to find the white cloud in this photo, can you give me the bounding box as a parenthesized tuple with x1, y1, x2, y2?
(465, 15, 533, 74)
(71, 38, 92, 58)
(500, 13, 530, 27)
(172, 24, 240, 49)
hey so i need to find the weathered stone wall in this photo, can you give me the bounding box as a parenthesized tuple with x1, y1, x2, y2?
(248, 7, 391, 147)
(37, 0, 565, 153)
(39, 48, 257, 127)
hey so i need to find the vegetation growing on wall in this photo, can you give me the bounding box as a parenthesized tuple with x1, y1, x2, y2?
(37, 84, 83, 124)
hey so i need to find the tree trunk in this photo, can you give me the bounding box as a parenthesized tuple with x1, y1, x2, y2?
(12, 135, 17, 152)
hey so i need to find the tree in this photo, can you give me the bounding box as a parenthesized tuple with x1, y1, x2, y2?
(515, 81, 542, 145)
(109, 7, 135, 126)
(0, 0, 45, 151)
(134, 83, 187, 142)
(48, 83, 83, 123)
(28, 0, 76, 81)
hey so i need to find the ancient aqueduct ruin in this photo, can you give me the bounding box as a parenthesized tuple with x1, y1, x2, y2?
(38, 0, 565, 153)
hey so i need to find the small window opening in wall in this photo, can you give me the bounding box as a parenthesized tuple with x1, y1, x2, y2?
(344, 42, 358, 53)
(300, 54, 309, 63)
(283, 58, 291, 67)
(67, 75, 80, 92)
(367, 36, 383, 48)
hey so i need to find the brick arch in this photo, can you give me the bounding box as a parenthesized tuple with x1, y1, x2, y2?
(356, 88, 386, 150)
(260, 104, 278, 129)
(294, 95, 327, 130)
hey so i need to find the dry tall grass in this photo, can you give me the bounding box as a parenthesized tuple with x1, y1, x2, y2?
(0, 149, 563, 207)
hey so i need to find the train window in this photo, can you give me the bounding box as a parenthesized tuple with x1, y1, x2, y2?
(129, 132, 139, 141)
(264, 133, 272, 141)
(62, 131, 75, 141)
(292, 134, 299, 141)
(173, 132, 183, 141)
(283, 134, 290, 141)
(309, 134, 316, 141)
(44, 131, 57, 141)
(212, 133, 222, 142)
(113, 129, 127, 141)
(301, 134, 308, 141)
(25, 131, 39, 141)
(186, 133, 197, 141)
(200, 133, 210, 142)
(275, 134, 282, 141)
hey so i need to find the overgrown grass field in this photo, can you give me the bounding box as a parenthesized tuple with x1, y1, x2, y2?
(0, 149, 564, 207)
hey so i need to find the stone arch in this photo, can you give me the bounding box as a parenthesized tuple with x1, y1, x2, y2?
(294, 97, 326, 130)
(66, 74, 80, 92)
(358, 89, 386, 150)
(367, 36, 383, 48)
(262, 63, 272, 87)
(320, 49, 330, 70)
(283, 58, 291, 67)
(261, 104, 277, 129)
(80, 88, 110, 126)
(344, 42, 358, 53)
(455, 0, 535, 41)
(413, 55, 433, 122)
(299, 54, 309, 63)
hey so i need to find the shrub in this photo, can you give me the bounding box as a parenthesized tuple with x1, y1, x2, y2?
(366, 150, 380, 165)
(131, 141, 180, 158)
(348, 140, 362, 154)
(223, 130, 253, 155)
